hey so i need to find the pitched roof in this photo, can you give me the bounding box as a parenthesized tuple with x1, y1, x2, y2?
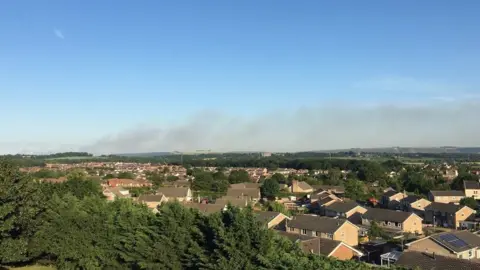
(325, 201, 363, 213)
(429, 190, 465, 197)
(156, 187, 190, 198)
(464, 180, 480, 190)
(424, 202, 466, 214)
(287, 215, 350, 234)
(395, 251, 480, 270)
(255, 211, 287, 225)
(276, 231, 362, 257)
(138, 194, 165, 203)
(315, 196, 337, 206)
(362, 208, 418, 223)
(315, 185, 345, 193)
(400, 195, 425, 204)
(430, 231, 480, 253)
(383, 190, 401, 197)
(226, 188, 260, 199)
(230, 182, 260, 189)
(215, 196, 248, 208)
(183, 203, 225, 214)
(296, 181, 313, 191)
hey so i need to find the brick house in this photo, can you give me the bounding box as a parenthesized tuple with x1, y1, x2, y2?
(428, 190, 465, 204)
(424, 202, 475, 229)
(290, 180, 314, 193)
(324, 201, 367, 224)
(156, 187, 192, 202)
(286, 215, 360, 246)
(361, 208, 423, 234)
(277, 231, 364, 260)
(464, 180, 480, 200)
(255, 211, 291, 229)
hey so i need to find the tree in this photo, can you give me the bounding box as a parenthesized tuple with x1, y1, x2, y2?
(0, 160, 45, 264)
(270, 173, 287, 184)
(228, 169, 250, 184)
(117, 171, 135, 179)
(344, 179, 366, 200)
(460, 197, 478, 210)
(261, 178, 280, 199)
(451, 173, 478, 190)
(368, 221, 389, 240)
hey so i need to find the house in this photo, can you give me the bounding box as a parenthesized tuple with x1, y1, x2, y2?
(464, 181, 480, 200)
(286, 215, 360, 246)
(137, 194, 168, 211)
(255, 211, 291, 229)
(107, 178, 153, 188)
(380, 190, 407, 209)
(441, 168, 459, 181)
(215, 196, 248, 208)
(156, 187, 192, 202)
(276, 231, 363, 260)
(406, 231, 480, 260)
(424, 202, 475, 229)
(324, 201, 367, 224)
(395, 251, 480, 270)
(226, 184, 261, 202)
(400, 196, 431, 216)
(230, 182, 260, 189)
(103, 186, 131, 201)
(290, 180, 314, 193)
(314, 185, 345, 196)
(361, 208, 423, 234)
(428, 190, 465, 204)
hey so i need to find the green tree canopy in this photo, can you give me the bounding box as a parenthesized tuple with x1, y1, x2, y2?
(261, 178, 280, 199)
(228, 169, 250, 184)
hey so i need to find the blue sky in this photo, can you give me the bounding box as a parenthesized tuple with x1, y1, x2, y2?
(1, 1, 480, 153)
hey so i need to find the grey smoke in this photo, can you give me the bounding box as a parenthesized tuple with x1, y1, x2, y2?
(81, 99, 480, 154)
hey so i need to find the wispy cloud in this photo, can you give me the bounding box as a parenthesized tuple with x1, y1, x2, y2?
(54, 29, 64, 39)
(80, 99, 480, 154)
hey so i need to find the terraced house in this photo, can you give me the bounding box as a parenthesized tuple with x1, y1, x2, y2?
(285, 215, 359, 246)
(428, 190, 465, 204)
(424, 202, 475, 229)
(361, 208, 423, 234)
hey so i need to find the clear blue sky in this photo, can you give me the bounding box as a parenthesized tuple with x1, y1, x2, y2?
(1, 1, 480, 153)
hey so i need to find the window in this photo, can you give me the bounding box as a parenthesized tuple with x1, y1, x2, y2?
(326, 233, 333, 238)
(289, 227, 295, 232)
(469, 250, 473, 258)
(301, 229, 307, 235)
(462, 213, 465, 217)
(315, 231, 319, 237)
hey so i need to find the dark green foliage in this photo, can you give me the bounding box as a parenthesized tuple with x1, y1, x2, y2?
(0, 160, 45, 264)
(0, 160, 389, 269)
(270, 173, 287, 184)
(228, 169, 250, 184)
(192, 170, 229, 197)
(261, 178, 280, 199)
(344, 178, 367, 201)
(460, 197, 478, 210)
(117, 171, 135, 179)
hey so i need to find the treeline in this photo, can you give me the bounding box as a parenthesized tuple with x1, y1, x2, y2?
(0, 160, 387, 269)
(4, 151, 480, 168)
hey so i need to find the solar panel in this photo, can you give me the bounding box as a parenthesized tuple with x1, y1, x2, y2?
(439, 234, 457, 242)
(437, 233, 469, 248)
(450, 238, 469, 248)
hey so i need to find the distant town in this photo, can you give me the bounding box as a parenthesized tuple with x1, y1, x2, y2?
(3, 150, 480, 269)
